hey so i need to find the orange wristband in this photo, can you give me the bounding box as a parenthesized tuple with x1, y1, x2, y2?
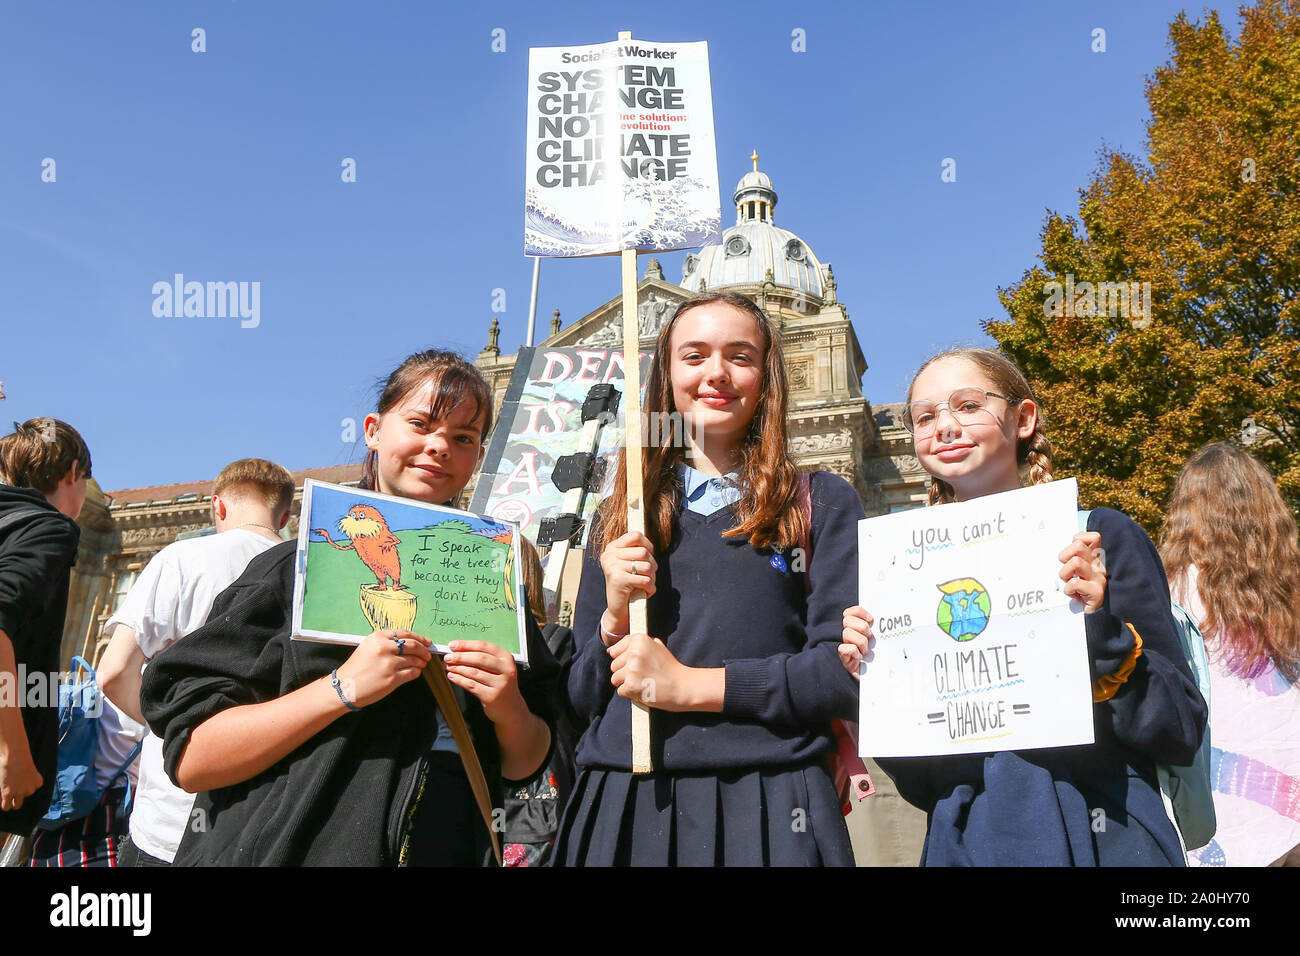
(1092, 622, 1143, 702)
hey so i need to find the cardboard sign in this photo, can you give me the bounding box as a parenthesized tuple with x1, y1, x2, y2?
(856, 479, 1094, 757)
(470, 346, 652, 543)
(292, 480, 527, 662)
(525, 38, 722, 256)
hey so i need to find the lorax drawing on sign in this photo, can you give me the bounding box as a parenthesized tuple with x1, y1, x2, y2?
(313, 504, 404, 589)
(312, 504, 416, 631)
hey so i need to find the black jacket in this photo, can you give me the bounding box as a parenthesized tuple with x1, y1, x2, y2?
(0, 485, 79, 834)
(140, 540, 560, 865)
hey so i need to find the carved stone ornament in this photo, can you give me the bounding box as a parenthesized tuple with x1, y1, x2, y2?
(788, 358, 812, 390)
(866, 454, 923, 478)
(576, 293, 676, 346)
(789, 429, 851, 454)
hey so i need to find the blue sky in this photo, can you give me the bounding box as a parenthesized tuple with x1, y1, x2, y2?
(0, 0, 1228, 491)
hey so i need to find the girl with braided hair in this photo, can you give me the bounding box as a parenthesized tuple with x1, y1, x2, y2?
(839, 347, 1206, 865)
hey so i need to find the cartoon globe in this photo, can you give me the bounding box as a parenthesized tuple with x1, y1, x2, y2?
(935, 578, 992, 642)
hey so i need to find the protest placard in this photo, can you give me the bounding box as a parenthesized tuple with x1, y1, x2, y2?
(857, 479, 1094, 757)
(525, 33, 723, 771)
(525, 38, 722, 257)
(470, 346, 653, 543)
(292, 480, 527, 662)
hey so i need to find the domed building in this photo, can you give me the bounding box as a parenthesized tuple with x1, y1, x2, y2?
(680, 153, 829, 305)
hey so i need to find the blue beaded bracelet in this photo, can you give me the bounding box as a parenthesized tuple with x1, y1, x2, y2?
(331, 669, 361, 712)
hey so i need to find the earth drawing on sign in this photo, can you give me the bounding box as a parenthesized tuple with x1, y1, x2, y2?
(936, 577, 991, 642)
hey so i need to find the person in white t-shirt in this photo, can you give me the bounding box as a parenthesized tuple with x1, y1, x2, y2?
(99, 458, 295, 865)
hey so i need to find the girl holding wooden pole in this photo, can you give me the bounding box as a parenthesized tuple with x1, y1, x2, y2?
(555, 291, 863, 866)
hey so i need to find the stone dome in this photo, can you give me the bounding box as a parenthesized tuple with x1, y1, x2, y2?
(680, 151, 827, 300)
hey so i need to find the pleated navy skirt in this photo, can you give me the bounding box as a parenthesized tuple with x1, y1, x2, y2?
(553, 760, 853, 867)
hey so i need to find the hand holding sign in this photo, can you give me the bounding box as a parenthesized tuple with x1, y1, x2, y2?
(444, 639, 529, 724)
(1059, 531, 1106, 613)
(333, 630, 433, 709)
(857, 479, 1096, 757)
(608, 633, 721, 713)
(840, 606, 874, 677)
(599, 530, 658, 642)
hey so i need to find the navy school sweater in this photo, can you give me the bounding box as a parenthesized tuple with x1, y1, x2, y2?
(568, 470, 864, 773)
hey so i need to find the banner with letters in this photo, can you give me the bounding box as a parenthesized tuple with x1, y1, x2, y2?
(525, 39, 722, 256)
(471, 346, 653, 545)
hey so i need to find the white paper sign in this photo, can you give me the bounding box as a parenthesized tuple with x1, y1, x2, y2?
(857, 479, 1095, 757)
(524, 39, 722, 257)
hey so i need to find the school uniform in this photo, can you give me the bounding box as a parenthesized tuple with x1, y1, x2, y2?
(877, 507, 1207, 866)
(555, 468, 863, 866)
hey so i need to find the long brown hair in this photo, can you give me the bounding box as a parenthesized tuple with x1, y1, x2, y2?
(594, 291, 805, 553)
(1161, 443, 1300, 681)
(360, 350, 493, 492)
(906, 347, 1054, 505)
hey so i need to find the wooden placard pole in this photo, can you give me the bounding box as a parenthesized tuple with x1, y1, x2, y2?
(619, 27, 652, 773)
(621, 245, 653, 774)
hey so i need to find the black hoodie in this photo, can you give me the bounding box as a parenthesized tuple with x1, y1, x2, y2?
(142, 540, 561, 865)
(0, 484, 80, 834)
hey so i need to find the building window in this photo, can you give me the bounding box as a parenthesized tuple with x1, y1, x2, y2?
(110, 569, 139, 613)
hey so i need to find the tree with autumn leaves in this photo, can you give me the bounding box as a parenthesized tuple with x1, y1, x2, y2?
(990, 0, 1300, 533)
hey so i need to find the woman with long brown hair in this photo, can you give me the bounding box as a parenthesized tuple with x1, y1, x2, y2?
(554, 291, 863, 866)
(1162, 442, 1300, 866)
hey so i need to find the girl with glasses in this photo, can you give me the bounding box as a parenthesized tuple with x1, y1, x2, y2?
(839, 347, 1206, 865)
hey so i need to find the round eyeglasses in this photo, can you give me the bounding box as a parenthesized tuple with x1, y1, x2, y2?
(901, 387, 1017, 435)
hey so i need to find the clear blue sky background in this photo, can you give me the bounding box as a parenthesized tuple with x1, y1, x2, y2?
(1, 0, 1233, 492)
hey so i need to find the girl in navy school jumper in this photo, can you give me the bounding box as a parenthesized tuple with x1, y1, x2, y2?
(554, 291, 864, 867)
(839, 347, 1207, 866)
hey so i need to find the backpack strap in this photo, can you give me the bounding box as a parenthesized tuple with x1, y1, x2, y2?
(100, 740, 145, 811)
(0, 508, 52, 536)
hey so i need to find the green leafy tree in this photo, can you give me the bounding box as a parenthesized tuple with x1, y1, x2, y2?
(989, 0, 1300, 533)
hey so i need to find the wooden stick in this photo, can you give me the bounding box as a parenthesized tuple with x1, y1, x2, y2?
(421, 663, 504, 865)
(615, 29, 652, 774)
(620, 246, 653, 774)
